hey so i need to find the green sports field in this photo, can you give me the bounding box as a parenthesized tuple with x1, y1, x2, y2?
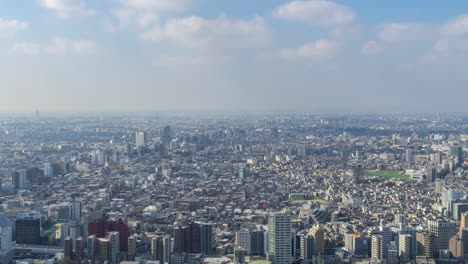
(364, 170, 408, 180)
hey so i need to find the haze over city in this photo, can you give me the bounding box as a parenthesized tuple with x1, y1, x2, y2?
(1, 0, 468, 113)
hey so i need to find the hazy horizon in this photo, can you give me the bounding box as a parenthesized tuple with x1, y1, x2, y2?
(2, 0, 468, 112)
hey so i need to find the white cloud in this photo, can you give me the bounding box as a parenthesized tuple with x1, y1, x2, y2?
(11, 38, 96, 55)
(423, 38, 468, 63)
(442, 15, 468, 36)
(152, 54, 231, 67)
(11, 42, 41, 55)
(141, 15, 270, 49)
(38, 0, 95, 17)
(361, 40, 383, 56)
(377, 23, 432, 43)
(0, 18, 28, 37)
(279, 39, 339, 60)
(118, 0, 190, 11)
(273, 0, 355, 27)
(106, 0, 190, 31)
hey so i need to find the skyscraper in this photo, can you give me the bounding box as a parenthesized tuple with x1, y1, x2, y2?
(307, 224, 325, 254)
(399, 234, 412, 262)
(428, 220, 458, 258)
(109, 231, 120, 264)
(200, 223, 213, 255)
(267, 212, 292, 264)
(236, 229, 251, 255)
(136, 132, 146, 148)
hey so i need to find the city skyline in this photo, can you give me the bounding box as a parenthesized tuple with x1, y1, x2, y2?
(2, 1, 468, 112)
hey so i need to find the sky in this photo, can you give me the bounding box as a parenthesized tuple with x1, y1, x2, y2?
(1, 0, 468, 113)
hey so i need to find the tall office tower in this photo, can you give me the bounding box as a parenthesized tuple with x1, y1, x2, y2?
(72, 201, 82, 221)
(297, 144, 306, 158)
(58, 202, 73, 220)
(416, 231, 433, 258)
(300, 235, 314, 264)
(406, 149, 413, 163)
(239, 167, 249, 180)
(387, 241, 398, 264)
(162, 235, 171, 264)
(394, 214, 407, 227)
(450, 145, 463, 164)
(135, 132, 146, 148)
(151, 236, 158, 260)
(15, 212, 41, 245)
(426, 166, 437, 183)
(200, 223, 213, 255)
(0, 215, 13, 264)
(251, 230, 265, 256)
(75, 236, 85, 263)
(109, 231, 120, 264)
(128, 235, 137, 260)
(399, 234, 412, 262)
(44, 162, 54, 177)
(236, 229, 251, 255)
(459, 229, 468, 258)
(372, 221, 395, 259)
(293, 234, 302, 258)
(187, 221, 201, 253)
(308, 224, 325, 254)
(97, 238, 110, 262)
(371, 234, 383, 260)
(162, 125, 172, 143)
(173, 226, 186, 254)
(234, 247, 247, 264)
(87, 235, 97, 259)
(399, 227, 417, 260)
(64, 236, 74, 260)
(432, 152, 442, 164)
(461, 213, 468, 232)
(267, 213, 292, 264)
(124, 143, 131, 156)
(428, 220, 458, 258)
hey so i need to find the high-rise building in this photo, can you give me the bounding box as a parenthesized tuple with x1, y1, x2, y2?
(75, 236, 85, 263)
(267, 213, 292, 264)
(428, 220, 458, 258)
(251, 230, 265, 256)
(0, 215, 13, 264)
(387, 241, 398, 264)
(15, 211, 41, 245)
(64, 236, 74, 260)
(308, 224, 325, 254)
(97, 238, 110, 262)
(87, 235, 97, 259)
(162, 126, 172, 143)
(450, 145, 463, 164)
(136, 132, 146, 148)
(300, 235, 314, 264)
(416, 231, 433, 258)
(162, 235, 171, 264)
(371, 234, 383, 260)
(406, 149, 413, 163)
(58, 202, 73, 220)
(109, 231, 120, 264)
(173, 226, 186, 254)
(234, 247, 247, 264)
(236, 229, 251, 255)
(399, 234, 412, 262)
(44, 162, 54, 177)
(371, 221, 395, 259)
(128, 235, 137, 260)
(200, 223, 213, 255)
(151, 236, 162, 261)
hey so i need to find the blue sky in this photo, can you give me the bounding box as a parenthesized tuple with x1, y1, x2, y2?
(1, 0, 468, 113)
